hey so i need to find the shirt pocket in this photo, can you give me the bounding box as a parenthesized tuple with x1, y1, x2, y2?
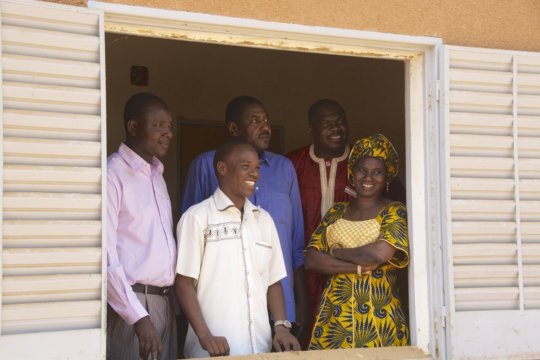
(254, 239, 273, 275)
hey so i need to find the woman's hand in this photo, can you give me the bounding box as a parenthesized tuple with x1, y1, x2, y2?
(304, 248, 357, 275)
(361, 264, 377, 274)
(332, 241, 397, 269)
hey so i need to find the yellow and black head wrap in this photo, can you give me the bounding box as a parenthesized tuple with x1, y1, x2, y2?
(347, 134, 399, 186)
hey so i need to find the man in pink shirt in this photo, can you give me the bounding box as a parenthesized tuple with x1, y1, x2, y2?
(107, 92, 177, 360)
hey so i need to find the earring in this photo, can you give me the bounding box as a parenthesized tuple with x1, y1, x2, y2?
(386, 182, 390, 192)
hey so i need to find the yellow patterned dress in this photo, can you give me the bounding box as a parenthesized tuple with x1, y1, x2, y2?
(308, 201, 409, 349)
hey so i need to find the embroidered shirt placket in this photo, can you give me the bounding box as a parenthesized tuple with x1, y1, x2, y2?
(309, 145, 350, 217)
(239, 213, 256, 353)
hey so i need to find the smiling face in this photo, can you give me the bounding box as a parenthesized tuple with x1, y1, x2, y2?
(310, 106, 348, 157)
(217, 143, 260, 208)
(353, 156, 387, 199)
(127, 102, 173, 163)
(228, 103, 272, 152)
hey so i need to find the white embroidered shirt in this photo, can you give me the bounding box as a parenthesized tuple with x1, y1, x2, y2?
(176, 188, 286, 357)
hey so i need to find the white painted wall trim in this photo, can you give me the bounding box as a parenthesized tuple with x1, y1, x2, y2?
(89, 1, 440, 50)
(409, 42, 446, 357)
(1, 328, 102, 359)
(439, 45, 455, 360)
(89, 0, 443, 355)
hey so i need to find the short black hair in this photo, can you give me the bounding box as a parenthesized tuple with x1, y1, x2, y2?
(123, 92, 169, 133)
(225, 96, 264, 124)
(307, 99, 346, 126)
(213, 137, 257, 177)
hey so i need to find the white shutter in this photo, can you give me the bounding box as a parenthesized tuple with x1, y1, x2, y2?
(442, 46, 540, 358)
(0, 1, 105, 358)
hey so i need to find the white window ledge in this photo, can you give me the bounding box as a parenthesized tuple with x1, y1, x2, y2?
(203, 347, 430, 360)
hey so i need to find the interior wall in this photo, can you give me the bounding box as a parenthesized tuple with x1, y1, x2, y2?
(55, 0, 540, 52)
(106, 34, 405, 221)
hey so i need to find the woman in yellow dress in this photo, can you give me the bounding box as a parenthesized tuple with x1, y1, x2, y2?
(305, 134, 409, 349)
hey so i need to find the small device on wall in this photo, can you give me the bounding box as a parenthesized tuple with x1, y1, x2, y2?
(130, 65, 148, 86)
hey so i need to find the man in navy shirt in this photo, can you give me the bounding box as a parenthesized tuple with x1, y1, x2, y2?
(181, 96, 308, 341)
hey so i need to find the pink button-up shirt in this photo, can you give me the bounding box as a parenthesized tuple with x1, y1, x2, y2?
(107, 143, 176, 325)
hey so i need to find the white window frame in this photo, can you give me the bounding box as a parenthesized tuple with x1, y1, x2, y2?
(89, 1, 444, 356)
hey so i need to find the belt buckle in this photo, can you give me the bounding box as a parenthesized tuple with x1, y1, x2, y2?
(160, 287, 170, 296)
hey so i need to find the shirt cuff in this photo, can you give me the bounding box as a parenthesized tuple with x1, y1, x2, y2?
(117, 297, 149, 325)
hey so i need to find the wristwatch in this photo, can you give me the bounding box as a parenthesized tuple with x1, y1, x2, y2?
(274, 320, 292, 330)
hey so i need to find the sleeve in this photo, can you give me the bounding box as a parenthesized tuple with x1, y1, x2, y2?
(265, 213, 288, 286)
(106, 173, 148, 325)
(176, 210, 206, 281)
(287, 162, 305, 270)
(378, 202, 409, 268)
(181, 153, 215, 214)
(306, 204, 337, 253)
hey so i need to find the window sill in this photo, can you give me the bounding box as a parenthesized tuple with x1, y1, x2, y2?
(215, 346, 429, 360)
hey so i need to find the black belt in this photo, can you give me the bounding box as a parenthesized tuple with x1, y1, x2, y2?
(132, 283, 171, 296)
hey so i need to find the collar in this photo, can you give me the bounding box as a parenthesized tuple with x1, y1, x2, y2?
(213, 187, 260, 219)
(309, 144, 350, 163)
(118, 143, 164, 174)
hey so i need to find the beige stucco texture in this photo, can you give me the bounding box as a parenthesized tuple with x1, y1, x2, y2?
(81, 0, 540, 52)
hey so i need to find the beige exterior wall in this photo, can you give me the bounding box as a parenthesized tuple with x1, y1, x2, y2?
(50, 0, 540, 52)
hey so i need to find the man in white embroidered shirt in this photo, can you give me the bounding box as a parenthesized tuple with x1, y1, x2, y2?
(175, 138, 300, 357)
